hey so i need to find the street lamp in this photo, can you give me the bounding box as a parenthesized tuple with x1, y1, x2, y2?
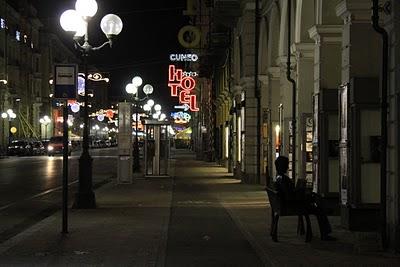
(1, 109, 17, 148)
(125, 76, 153, 172)
(60, 0, 123, 208)
(39, 115, 51, 140)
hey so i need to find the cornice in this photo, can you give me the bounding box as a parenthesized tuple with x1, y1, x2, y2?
(291, 43, 315, 59)
(336, 0, 372, 23)
(268, 66, 281, 79)
(308, 25, 343, 40)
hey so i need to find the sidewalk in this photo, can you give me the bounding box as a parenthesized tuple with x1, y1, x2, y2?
(0, 150, 399, 266)
(0, 178, 173, 266)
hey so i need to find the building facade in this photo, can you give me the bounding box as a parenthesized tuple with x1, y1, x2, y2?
(0, 0, 79, 149)
(190, 0, 399, 251)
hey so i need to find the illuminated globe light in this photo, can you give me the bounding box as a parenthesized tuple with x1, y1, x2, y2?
(159, 113, 166, 121)
(10, 112, 16, 119)
(60, 9, 81, 32)
(154, 104, 161, 112)
(72, 17, 87, 38)
(152, 113, 159, 119)
(75, 0, 98, 18)
(1, 112, 7, 119)
(143, 84, 153, 95)
(125, 83, 137, 94)
(71, 103, 80, 113)
(132, 76, 143, 87)
(100, 14, 123, 37)
(97, 114, 105, 121)
(147, 99, 154, 107)
(10, 127, 17, 134)
(143, 104, 151, 112)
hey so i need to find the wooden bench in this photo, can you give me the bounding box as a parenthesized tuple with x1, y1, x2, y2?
(266, 187, 312, 242)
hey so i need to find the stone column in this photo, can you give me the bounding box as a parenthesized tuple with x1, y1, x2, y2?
(309, 25, 342, 195)
(292, 43, 314, 182)
(241, 77, 259, 184)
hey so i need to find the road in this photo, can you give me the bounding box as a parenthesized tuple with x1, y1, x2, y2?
(0, 147, 117, 242)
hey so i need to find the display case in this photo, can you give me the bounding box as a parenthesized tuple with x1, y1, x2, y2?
(302, 114, 313, 188)
(339, 77, 380, 231)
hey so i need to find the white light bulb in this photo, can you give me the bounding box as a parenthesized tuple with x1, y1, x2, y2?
(75, 0, 98, 18)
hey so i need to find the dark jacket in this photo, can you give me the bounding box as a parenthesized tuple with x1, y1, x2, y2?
(274, 174, 296, 202)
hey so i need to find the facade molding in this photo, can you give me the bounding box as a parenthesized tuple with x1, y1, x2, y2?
(308, 25, 343, 42)
(336, 0, 372, 23)
(258, 74, 269, 86)
(268, 66, 281, 80)
(291, 43, 315, 59)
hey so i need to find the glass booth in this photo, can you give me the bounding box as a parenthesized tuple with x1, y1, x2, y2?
(143, 119, 170, 177)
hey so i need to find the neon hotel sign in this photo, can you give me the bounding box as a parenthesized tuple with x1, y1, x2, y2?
(168, 64, 199, 112)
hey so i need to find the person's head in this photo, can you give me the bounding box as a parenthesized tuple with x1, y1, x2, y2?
(275, 156, 289, 174)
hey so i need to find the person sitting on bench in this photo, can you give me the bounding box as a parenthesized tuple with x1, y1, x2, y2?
(274, 156, 336, 241)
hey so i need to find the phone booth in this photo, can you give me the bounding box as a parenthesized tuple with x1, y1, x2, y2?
(144, 119, 170, 177)
(339, 77, 381, 231)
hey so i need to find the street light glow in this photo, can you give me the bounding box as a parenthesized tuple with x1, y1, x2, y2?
(154, 104, 161, 112)
(147, 99, 155, 107)
(143, 104, 151, 111)
(132, 76, 143, 87)
(125, 83, 137, 94)
(75, 0, 98, 18)
(100, 14, 123, 36)
(143, 84, 154, 95)
(60, 9, 81, 32)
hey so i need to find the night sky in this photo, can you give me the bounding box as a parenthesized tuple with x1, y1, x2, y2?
(30, 0, 189, 113)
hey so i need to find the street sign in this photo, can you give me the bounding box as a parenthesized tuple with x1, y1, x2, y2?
(54, 64, 77, 99)
(174, 104, 189, 111)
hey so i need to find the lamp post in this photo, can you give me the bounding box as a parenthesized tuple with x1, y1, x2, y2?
(60, 0, 123, 208)
(39, 115, 51, 140)
(1, 109, 16, 148)
(125, 76, 153, 172)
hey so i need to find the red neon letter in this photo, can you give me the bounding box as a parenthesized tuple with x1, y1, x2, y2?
(189, 95, 199, 111)
(179, 90, 191, 104)
(168, 65, 182, 82)
(168, 83, 180, 96)
(180, 76, 195, 91)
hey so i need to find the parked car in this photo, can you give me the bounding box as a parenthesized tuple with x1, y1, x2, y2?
(32, 141, 45, 155)
(7, 140, 34, 156)
(47, 136, 72, 156)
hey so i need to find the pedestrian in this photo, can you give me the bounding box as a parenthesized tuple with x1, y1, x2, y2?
(274, 156, 336, 241)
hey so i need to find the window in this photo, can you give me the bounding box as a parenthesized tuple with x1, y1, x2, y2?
(0, 18, 5, 29)
(16, 31, 21, 41)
